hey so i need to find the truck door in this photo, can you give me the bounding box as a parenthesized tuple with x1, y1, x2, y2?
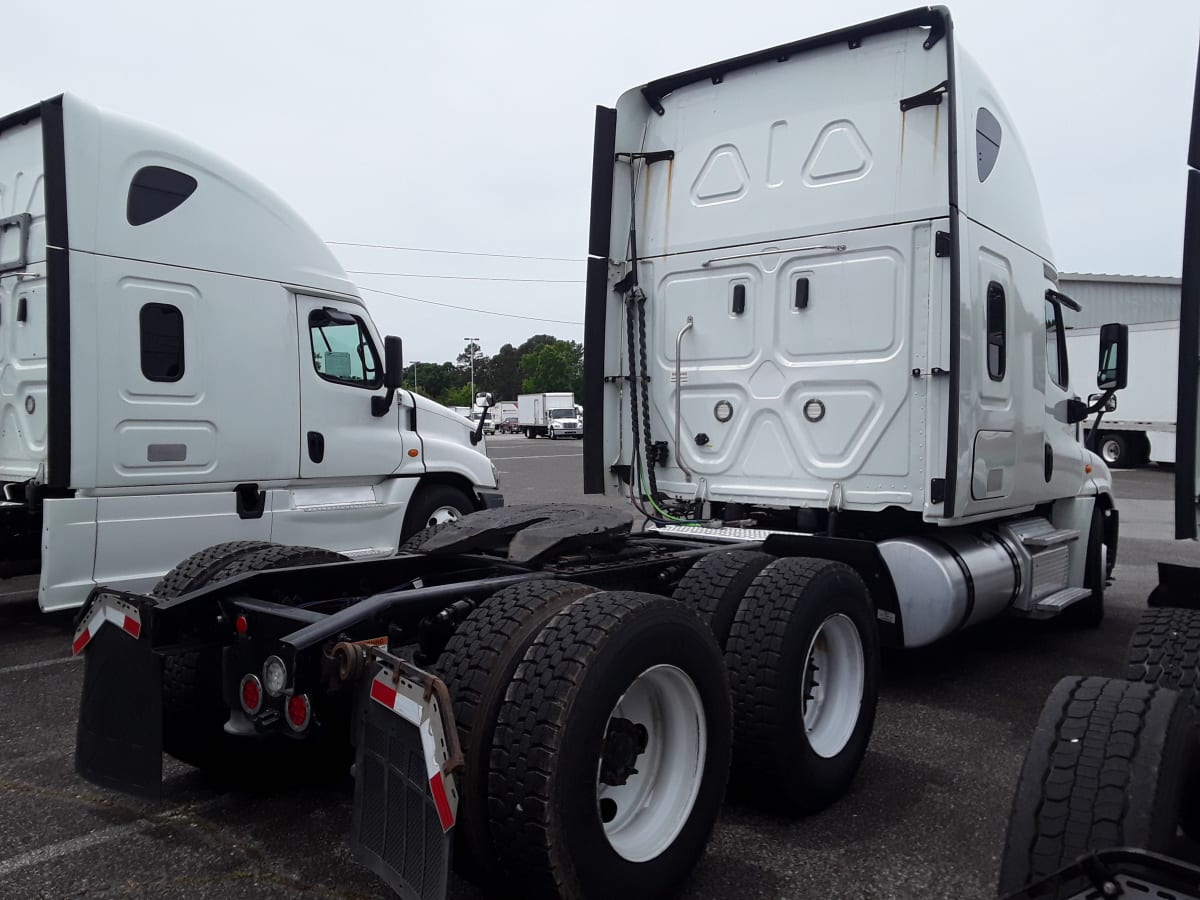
(296, 295, 413, 479)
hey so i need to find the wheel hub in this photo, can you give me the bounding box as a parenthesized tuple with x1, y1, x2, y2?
(599, 716, 648, 786)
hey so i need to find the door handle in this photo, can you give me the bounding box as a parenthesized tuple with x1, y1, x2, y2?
(307, 431, 325, 464)
(794, 278, 810, 310)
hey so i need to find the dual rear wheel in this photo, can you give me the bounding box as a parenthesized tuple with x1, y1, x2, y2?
(438, 582, 730, 899)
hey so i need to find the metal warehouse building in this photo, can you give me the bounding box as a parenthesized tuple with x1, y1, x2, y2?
(1060, 273, 1180, 329)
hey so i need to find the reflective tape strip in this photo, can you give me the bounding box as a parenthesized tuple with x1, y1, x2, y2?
(368, 673, 422, 724)
(369, 668, 456, 832)
(72, 598, 142, 656)
(429, 771, 454, 831)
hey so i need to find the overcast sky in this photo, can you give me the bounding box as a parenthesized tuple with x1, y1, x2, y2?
(5, 1, 1198, 363)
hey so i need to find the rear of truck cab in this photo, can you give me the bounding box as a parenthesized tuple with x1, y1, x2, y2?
(586, 8, 1096, 529)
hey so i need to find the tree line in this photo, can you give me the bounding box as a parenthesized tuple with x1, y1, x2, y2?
(404, 335, 583, 407)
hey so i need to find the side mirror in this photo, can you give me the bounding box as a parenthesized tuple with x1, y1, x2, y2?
(372, 335, 403, 417)
(1097, 322, 1128, 391)
(475, 392, 494, 409)
(383, 336, 403, 390)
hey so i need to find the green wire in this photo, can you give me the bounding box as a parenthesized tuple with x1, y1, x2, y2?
(637, 463, 704, 525)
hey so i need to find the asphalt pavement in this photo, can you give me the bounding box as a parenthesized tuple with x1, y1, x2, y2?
(0, 442, 1185, 899)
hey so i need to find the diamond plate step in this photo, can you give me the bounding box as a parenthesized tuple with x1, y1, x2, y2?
(647, 524, 797, 543)
(1021, 528, 1080, 548)
(1035, 586, 1092, 612)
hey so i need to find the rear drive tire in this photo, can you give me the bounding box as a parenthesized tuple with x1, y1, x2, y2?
(1061, 507, 1104, 628)
(488, 591, 731, 900)
(1127, 606, 1200, 716)
(398, 520, 457, 553)
(726, 557, 879, 812)
(401, 484, 474, 542)
(998, 676, 1197, 894)
(671, 550, 775, 648)
(158, 543, 348, 770)
(434, 580, 599, 880)
(151, 540, 273, 599)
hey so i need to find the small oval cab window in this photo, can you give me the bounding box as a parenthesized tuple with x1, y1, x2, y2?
(976, 108, 1002, 183)
(127, 166, 198, 226)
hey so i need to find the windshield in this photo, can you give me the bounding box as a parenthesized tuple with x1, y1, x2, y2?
(549, 408, 575, 419)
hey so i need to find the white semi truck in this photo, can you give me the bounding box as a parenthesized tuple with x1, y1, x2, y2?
(75, 9, 1123, 900)
(517, 390, 580, 438)
(0, 95, 501, 613)
(1068, 320, 1178, 467)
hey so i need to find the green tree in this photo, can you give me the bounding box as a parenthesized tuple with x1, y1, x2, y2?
(442, 384, 473, 408)
(519, 340, 583, 394)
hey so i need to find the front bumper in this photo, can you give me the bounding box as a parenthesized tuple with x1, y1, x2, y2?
(477, 488, 505, 510)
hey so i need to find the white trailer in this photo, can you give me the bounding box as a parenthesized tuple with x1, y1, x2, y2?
(0, 95, 501, 612)
(1068, 321, 1177, 466)
(517, 391, 580, 438)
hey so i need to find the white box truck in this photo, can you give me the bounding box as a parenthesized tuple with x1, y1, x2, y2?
(517, 391, 580, 438)
(1068, 321, 1177, 467)
(495, 400, 518, 432)
(74, 10, 1130, 900)
(0, 94, 501, 612)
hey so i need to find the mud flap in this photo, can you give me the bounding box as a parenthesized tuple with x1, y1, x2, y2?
(74, 613, 163, 799)
(351, 657, 460, 900)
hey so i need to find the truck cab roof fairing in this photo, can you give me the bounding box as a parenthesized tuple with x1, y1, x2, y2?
(57, 94, 356, 297)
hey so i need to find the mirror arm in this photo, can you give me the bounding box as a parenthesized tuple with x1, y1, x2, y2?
(372, 388, 397, 418)
(1084, 389, 1117, 451)
(470, 400, 493, 446)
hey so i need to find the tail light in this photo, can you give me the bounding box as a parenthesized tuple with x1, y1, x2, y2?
(240, 674, 263, 715)
(286, 694, 312, 732)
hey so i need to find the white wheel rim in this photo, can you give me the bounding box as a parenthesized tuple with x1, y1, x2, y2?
(1101, 440, 1120, 463)
(596, 664, 707, 863)
(802, 614, 865, 759)
(426, 505, 462, 527)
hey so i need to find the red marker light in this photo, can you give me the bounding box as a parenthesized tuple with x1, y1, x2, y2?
(235, 614, 249, 635)
(240, 675, 263, 715)
(286, 694, 312, 732)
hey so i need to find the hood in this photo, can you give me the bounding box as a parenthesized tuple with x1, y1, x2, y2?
(413, 394, 474, 431)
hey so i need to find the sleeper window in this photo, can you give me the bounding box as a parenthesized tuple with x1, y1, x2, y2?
(986, 281, 1006, 381)
(127, 166, 198, 226)
(976, 108, 1002, 182)
(308, 309, 382, 389)
(1045, 298, 1069, 389)
(140, 303, 185, 382)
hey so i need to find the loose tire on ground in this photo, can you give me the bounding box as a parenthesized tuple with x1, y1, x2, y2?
(433, 579, 599, 880)
(157, 543, 348, 770)
(488, 591, 731, 900)
(725, 556, 879, 812)
(401, 484, 475, 542)
(1061, 507, 1105, 628)
(998, 675, 1197, 894)
(671, 550, 775, 648)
